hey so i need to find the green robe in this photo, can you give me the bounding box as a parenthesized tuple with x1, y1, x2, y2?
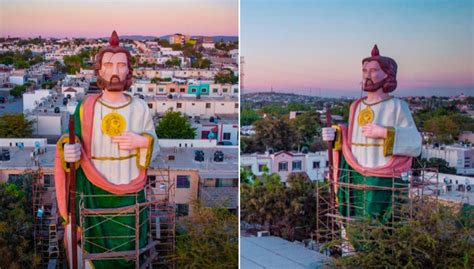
(70, 102, 148, 269)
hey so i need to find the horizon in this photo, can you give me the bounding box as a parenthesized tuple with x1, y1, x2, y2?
(241, 0, 474, 95)
(242, 88, 474, 98)
(0, 0, 238, 38)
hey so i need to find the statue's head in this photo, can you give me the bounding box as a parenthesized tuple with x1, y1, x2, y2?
(93, 31, 133, 92)
(361, 45, 398, 93)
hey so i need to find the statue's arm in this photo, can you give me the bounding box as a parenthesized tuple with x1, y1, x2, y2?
(136, 102, 159, 169)
(388, 101, 422, 157)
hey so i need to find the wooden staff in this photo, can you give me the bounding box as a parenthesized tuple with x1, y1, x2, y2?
(68, 115, 78, 269)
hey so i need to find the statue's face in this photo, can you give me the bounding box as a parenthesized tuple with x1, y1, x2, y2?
(362, 60, 387, 92)
(99, 52, 129, 91)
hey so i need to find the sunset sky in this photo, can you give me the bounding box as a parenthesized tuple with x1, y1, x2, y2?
(241, 0, 473, 97)
(0, 0, 238, 38)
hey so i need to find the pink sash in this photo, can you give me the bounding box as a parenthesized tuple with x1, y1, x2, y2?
(54, 94, 146, 221)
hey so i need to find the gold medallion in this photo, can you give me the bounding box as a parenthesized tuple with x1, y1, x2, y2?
(101, 112, 126, 137)
(358, 106, 374, 126)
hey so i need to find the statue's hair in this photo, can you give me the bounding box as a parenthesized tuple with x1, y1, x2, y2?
(362, 45, 398, 93)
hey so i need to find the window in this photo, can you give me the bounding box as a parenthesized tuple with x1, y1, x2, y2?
(234, 88, 238, 93)
(191, 88, 197, 93)
(177, 175, 190, 188)
(170, 88, 175, 92)
(216, 178, 238, 187)
(202, 88, 207, 93)
(258, 164, 267, 172)
(223, 88, 228, 93)
(137, 87, 143, 92)
(148, 175, 157, 188)
(292, 160, 302, 171)
(313, 161, 320, 169)
(148, 88, 153, 93)
(44, 174, 53, 187)
(235, 103, 239, 108)
(177, 103, 182, 108)
(206, 103, 211, 108)
(325, 161, 329, 167)
(148, 103, 153, 108)
(176, 204, 189, 217)
(192, 103, 195, 106)
(278, 162, 288, 171)
(223, 132, 231, 140)
(213, 88, 218, 93)
(180, 88, 185, 92)
(159, 88, 164, 92)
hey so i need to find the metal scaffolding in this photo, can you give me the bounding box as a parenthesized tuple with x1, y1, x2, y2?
(32, 169, 65, 269)
(77, 167, 176, 269)
(315, 165, 440, 255)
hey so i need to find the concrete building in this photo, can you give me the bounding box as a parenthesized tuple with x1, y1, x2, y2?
(146, 95, 239, 118)
(0, 138, 238, 218)
(422, 145, 474, 175)
(241, 151, 329, 183)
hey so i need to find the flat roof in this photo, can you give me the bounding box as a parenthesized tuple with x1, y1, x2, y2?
(240, 236, 331, 269)
(151, 146, 238, 174)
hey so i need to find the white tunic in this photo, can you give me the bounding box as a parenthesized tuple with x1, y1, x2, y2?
(90, 97, 159, 185)
(350, 97, 421, 168)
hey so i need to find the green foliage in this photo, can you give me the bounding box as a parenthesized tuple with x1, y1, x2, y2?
(412, 157, 457, 174)
(240, 109, 261, 126)
(155, 110, 196, 139)
(290, 111, 321, 149)
(414, 106, 474, 143)
(215, 41, 238, 52)
(254, 116, 294, 151)
(10, 85, 27, 98)
(41, 80, 57, 89)
(0, 113, 34, 138)
(336, 200, 474, 268)
(0, 49, 41, 69)
(241, 171, 323, 241)
(214, 69, 238, 84)
(260, 104, 288, 116)
(0, 182, 34, 268)
(424, 115, 460, 144)
(63, 54, 83, 74)
(157, 39, 170, 47)
(176, 201, 238, 268)
(165, 56, 181, 67)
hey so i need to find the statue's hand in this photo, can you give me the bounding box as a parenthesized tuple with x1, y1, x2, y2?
(112, 131, 148, 150)
(322, 127, 336, 141)
(64, 143, 81, 162)
(361, 123, 387, 139)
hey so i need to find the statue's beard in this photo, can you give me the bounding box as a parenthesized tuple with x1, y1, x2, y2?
(362, 78, 386, 92)
(99, 74, 126, 92)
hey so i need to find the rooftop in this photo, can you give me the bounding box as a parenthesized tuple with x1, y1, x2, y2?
(240, 236, 330, 269)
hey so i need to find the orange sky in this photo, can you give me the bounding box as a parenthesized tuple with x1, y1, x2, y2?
(0, 0, 238, 38)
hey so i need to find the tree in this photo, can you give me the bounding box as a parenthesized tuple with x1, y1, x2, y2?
(254, 116, 295, 151)
(165, 56, 181, 68)
(0, 113, 34, 138)
(155, 110, 196, 139)
(240, 109, 261, 126)
(336, 200, 474, 268)
(290, 111, 321, 150)
(10, 85, 26, 98)
(0, 183, 34, 268)
(424, 115, 460, 144)
(214, 69, 238, 84)
(176, 201, 238, 268)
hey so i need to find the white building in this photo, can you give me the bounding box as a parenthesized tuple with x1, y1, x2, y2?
(422, 145, 474, 175)
(23, 89, 53, 112)
(240, 151, 328, 182)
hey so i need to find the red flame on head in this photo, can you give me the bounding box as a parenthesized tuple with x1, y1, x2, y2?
(109, 30, 119, 47)
(371, 44, 380, 57)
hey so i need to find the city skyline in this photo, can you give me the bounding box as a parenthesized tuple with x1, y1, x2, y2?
(0, 0, 238, 38)
(241, 0, 473, 96)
